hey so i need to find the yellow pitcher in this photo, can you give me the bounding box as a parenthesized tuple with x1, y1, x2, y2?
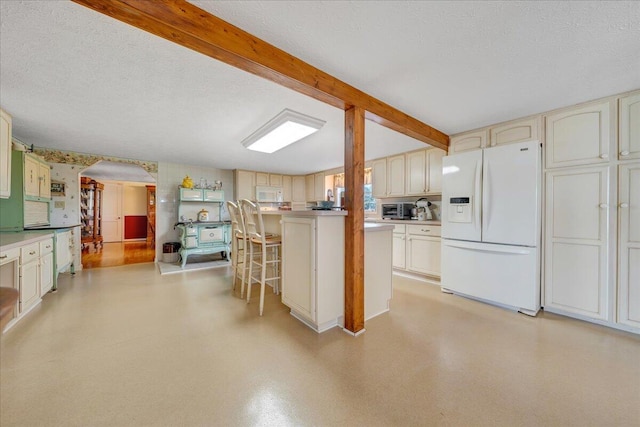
(182, 175, 194, 188)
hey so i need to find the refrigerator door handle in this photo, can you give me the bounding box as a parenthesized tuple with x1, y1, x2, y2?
(475, 159, 482, 229)
(443, 240, 532, 255)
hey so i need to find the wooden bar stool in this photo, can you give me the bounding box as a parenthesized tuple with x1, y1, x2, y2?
(226, 201, 248, 294)
(240, 199, 281, 316)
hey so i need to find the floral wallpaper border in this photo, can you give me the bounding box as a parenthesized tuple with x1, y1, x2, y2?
(34, 147, 158, 173)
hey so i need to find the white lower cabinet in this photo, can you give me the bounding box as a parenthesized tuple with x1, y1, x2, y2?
(618, 163, 640, 328)
(406, 225, 441, 277)
(281, 215, 344, 332)
(388, 222, 441, 279)
(392, 225, 406, 269)
(1, 234, 56, 330)
(544, 166, 611, 320)
(40, 238, 54, 296)
(20, 242, 40, 314)
(0, 247, 19, 328)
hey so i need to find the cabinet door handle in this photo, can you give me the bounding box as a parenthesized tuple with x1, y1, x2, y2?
(619, 203, 629, 208)
(421, 229, 430, 232)
(0, 255, 7, 259)
(45, 245, 51, 249)
(599, 203, 608, 209)
(29, 251, 36, 255)
(620, 151, 630, 156)
(600, 154, 609, 159)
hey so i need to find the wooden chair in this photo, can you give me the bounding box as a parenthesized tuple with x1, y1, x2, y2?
(239, 199, 282, 316)
(226, 201, 248, 295)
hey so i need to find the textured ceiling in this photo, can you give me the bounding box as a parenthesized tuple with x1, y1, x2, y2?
(1, 1, 639, 175)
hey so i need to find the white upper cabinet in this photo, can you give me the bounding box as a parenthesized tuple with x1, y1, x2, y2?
(314, 172, 325, 201)
(405, 150, 427, 195)
(489, 116, 540, 147)
(255, 172, 269, 186)
(405, 148, 445, 195)
(371, 158, 387, 198)
(0, 108, 12, 199)
(618, 91, 640, 160)
(234, 170, 255, 201)
(305, 174, 315, 202)
(39, 162, 51, 199)
(387, 154, 405, 197)
(24, 155, 40, 197)
(281, 175, 292, 202)
(617, 163, 640, 328)
(450, 129, 488, 153)
(269, 174, 283, 187)
(256, 172, 283, 187)
(291, 176, 306, 202)
(427, 148, 445, 193)
(545, 100, 614, 169)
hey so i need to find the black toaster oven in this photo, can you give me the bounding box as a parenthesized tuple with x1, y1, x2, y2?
(381, 203, 413, 220)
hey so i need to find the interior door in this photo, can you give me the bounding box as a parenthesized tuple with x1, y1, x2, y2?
(482, 140, 540, 246)
(102, 183, 122, 242)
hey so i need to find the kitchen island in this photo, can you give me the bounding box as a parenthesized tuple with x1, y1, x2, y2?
(261, 209, 393, 332)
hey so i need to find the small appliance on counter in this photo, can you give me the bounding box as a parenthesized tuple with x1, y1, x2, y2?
(414, 198, 433, 221)
(381, 202, 413, 220)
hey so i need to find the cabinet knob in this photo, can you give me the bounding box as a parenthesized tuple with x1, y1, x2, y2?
(620, 151, 630, 156)
(599, 203, 608, 209)
(619, 203, 629, 208)
(600, 154, 609, 159)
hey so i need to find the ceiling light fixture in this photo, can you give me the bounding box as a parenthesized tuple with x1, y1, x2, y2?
(242, 109, 326, 154)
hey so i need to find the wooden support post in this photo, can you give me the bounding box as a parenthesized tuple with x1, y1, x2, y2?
(344, 106, 365, 334)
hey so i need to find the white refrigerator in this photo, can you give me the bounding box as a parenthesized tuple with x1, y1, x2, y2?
(441, 140, 541, 315)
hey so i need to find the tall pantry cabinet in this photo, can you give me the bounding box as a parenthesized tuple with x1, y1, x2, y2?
(543, 91, 639, 332)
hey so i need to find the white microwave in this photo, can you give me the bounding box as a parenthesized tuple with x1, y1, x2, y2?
(255, 186, 283, 203)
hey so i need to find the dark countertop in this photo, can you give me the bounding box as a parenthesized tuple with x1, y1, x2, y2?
(24, 224, 81, 230)
(175, 221, 231, 226)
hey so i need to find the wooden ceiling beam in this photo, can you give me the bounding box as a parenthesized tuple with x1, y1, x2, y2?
(71, 0, 449, 150)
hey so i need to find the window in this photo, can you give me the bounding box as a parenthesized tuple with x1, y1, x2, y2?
(333, 170, 377, 212)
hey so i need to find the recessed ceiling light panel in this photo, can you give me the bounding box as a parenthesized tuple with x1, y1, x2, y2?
(242, 109, 326, 153)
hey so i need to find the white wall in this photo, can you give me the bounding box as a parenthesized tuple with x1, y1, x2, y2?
(123, 185, 147, 216)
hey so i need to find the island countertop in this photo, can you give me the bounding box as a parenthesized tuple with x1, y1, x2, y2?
(260, 209, 348, 217)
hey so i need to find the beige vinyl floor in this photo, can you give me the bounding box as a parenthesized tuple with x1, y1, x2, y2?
(1, 263, 639, 426)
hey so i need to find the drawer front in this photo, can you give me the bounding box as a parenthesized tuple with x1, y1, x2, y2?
(407, 224, 441, 237)
(0, 247, 20, 264)
(393, 224, 406, 234)
(40, 238, 54, 255)
(21, 242, 40, 264)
